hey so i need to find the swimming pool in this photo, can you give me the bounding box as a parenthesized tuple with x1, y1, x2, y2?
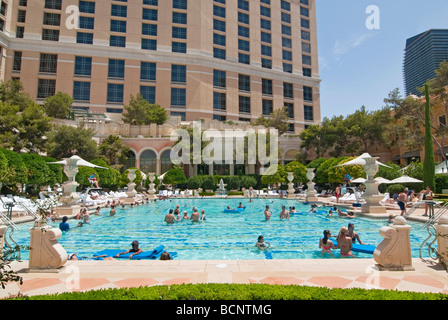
(9, 198, 433, 260)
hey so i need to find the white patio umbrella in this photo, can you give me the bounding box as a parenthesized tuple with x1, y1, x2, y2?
(47, 155, 108, 169)
(350, 177, 392, 184)
(389, 175, 423, 184)
(335, 153, 391, 168)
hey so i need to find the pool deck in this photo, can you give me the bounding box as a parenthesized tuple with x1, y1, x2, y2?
(1, 197, 448, 299)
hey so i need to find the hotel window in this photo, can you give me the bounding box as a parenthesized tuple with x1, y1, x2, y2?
(261, 58, 272, 69)
(260, 0, 270, 4)
(213, 19, 225, 32)
(79, 1, 95, 14)
(111, 4, 127, 17)
(171, 65, 186, 83)
(214, 47, 226, 60)
(141, 62, 156, 81)
(303, 67, 312, 77)
(213, 33, 226, 46)
(213, 5, 225, 18)
(140, 86, 156, 103)
(39, 54, 58, 74)
(77, 32, 93, 44)
(301, 0, 309, 5)
(143, 0, 158, 5)
(302, 55, 311, 66)
(304, 105, 314, 121)
(261, 45, 271, 56)
(239, 96, 250, 113)
(17, 10, 26, 23)
(260, 6, 270, 18)
(37, 79, 56, 99)
(301, 18, 310, 29)
(260, 19, 270, 30)
(262, 79, 272, 96)
(213, 92, 226, 111)
(238, 53, 250, 65)
(173, 0, 187, 10)
(213, 115, 226, 121)
(301, 30, 310, 41)
(281, 12, 290, 24)
(285, 102, 294, 119)
(111, 20, 127, 33)
(303, 86, 313, 101)
(282, 50, 292, 61)
(238, 74, 250, 92)
(214, 0, 225, 4)
(238, 12, 249, 24)
(142, 23, 157, 36)
(171, 88, 186, 107)
(108, 59, 125, 79)
(172, 26, 186, 39)
(16, 26, 24, 38)
(300, 7, 309, 17)
(262, 99, 273, 115)
(213, 70, 226, 88)
(282, 37, 291, 48)
(107, 83, 124, 103)
(73, 81, 91, 101)
(238, 25, 249, 38)
(79, 16, 94, 29)
(238, 39, 250, 52)
(283, 83, 293, 99)
(74, 56, 92, 76)
(302, 42, 311, 53)
(171, 111, 186, 121)
(13, 52, 22, 71)
(110, 35, 126, 47)
(45, 0, 62, 10)
(238, 0, 249, 11)
(19, 0, 27, 6)
(283, 63, 292, 73)
(142, 38, 157, 50)
(281, 25, 291, 36)
(172, 12, 187, 24)
(261, 32, 271, 43)
(281, 0, 290, 11)
(43, 12, 61, 26)
(172, 42, 186, 53)
(142, 8, 158, 21)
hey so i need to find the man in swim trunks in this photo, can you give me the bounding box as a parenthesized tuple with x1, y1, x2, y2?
(264, 205, 272, 220)
(165, 209, 175, 224)
(279, 205, 290, 219)
(191, 208, 200, 222)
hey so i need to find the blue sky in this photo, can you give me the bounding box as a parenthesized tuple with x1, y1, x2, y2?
(316, 0, 448, 119)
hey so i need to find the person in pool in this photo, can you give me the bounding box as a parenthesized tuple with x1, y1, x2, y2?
(279, 205, 290, 219)
(347, 223, 366, 245)
(115, 241, 142, 259)
(164, 209, 175, 224)
(237, 202, 245, 208)
(264, 205, 272, 220)
(255, 235, 270, 250)
(319, 230, 336, 253)
(336, 227, 354, 257)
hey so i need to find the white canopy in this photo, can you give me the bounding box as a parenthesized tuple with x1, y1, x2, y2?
(390, 175, 423, 184)
(335, 153, 391, 168)
(47, 155, 108, 169)
(351, 177, 392, 184)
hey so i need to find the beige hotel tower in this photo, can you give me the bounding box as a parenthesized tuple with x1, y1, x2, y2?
(0, 0, 320, 133)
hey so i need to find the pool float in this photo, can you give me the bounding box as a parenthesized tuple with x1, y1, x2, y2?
(93, 245, 166, 260)
(223, 206, 245, 213)
(331, 240, 376, 254)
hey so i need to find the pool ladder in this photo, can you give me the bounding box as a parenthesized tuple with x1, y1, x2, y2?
(418, 202, 448, 260)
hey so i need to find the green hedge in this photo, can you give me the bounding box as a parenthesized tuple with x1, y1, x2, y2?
(10, 283, 448, 300)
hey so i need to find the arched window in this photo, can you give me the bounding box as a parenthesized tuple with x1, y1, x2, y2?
(122, 151, 136, 171)
(140, 150, 157, 173)
(160, 149, 174, 174)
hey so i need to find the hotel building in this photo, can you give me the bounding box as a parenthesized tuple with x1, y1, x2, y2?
(0, 0, 320, 135)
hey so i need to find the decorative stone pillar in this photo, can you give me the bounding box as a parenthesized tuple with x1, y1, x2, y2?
(125, 169, 137, 203)
(287, 172, 295, 198)
(147, 172, 156, 199)
(435, 215, 448, 265)
(306, 168, 318, 202)
(373, 216, 414, 271)
(361, 157, 387, 214)
(57, 157, 81, 217)
(28, 221, 68, 272)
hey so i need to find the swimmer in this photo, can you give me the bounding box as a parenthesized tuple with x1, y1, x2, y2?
(255, 235, 270, 250)
(182, 211, 189, 220)
(264, 205, 272, 220)
(319, 230, 336, 253)
(237, 202, 245, 208)
(200, 209, 206, 221)
(191, 208, 200, 222)
(115, 240, 142, 260)
(164, 209, 175, 224)
(336, 227, 354, 257)
(279, 205, 290, 219)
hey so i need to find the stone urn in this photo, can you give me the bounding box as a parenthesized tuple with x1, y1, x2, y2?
(127, 169, 137, 196)
(147, 172, 156, 199)
(306, 168, 318, 201)
(29, 220, 68, 271)
(361, 157, 387, 214)
(287, 172, 295, 198)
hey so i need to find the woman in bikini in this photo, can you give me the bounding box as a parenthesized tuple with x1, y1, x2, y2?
(319, 230, 336, 253)
(336, 227, 354, 257)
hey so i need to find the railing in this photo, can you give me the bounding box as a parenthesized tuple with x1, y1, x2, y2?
(418, 201, 448, 260)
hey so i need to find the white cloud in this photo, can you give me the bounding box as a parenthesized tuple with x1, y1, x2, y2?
(333, 32, 376, 57)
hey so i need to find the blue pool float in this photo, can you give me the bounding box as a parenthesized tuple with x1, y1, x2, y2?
(93, 245, 166, 260)
(331, 240, 376, 254)
(224, 206, 245, 213)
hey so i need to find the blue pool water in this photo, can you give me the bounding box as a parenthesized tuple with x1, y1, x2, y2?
(9, 198, 432, 260)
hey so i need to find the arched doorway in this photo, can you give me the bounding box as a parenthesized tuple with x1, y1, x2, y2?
(160, 149, 174, 174)
(140, 149, 157, 173)
(122, 150, 136, 171)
